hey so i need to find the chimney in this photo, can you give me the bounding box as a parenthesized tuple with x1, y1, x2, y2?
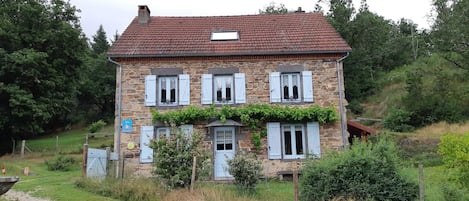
(138, 5, 151, 24)
(295, 7, 305, 13)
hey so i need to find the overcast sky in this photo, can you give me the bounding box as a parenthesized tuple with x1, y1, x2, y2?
(69, 0, 434, 40)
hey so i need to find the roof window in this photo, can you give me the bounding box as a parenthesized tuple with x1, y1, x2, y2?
(211, 31, 239, 41)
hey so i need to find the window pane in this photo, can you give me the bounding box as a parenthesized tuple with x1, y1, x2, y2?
(226, 87, 231, 101)
(284, 130, 292, 155)
(293, 85, 299, 99)
(170, 89, 176, 102)
(295, 130, 303, 154)
(216, 89, 222, 101)
(226, 143, 232, 150)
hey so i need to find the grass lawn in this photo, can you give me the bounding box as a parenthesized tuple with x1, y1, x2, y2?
(1, 155, 117, 201)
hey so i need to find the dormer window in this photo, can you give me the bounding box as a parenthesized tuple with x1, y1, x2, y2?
(211, 31, 239, 41)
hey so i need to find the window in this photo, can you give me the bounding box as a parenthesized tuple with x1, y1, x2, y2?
(269, 71, 313, 103)
(156, 127, 170, 139)
(211, 31, 239, 41)
(214, 75, 233, 103)
(201, 73, 245, 105)
(145, 74, 190, 106)
(267, 122, 321, 160)
(282, 73, 301, 102)
(159, 76, 177, 105)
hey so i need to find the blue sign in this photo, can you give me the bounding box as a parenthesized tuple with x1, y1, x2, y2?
(122, 119, 133, 133)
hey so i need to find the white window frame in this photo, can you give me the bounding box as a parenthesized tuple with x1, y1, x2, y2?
(155, 127, 170, 140)
(214, 75, 234, 104)
(281, 124, 306, 159)
(158, 76, 178, 106)
(281, 73, 301, 103)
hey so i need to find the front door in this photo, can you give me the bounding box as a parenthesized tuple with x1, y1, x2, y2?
(214, 127, 235, 179)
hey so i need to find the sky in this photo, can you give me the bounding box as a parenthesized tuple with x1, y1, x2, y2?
(69, 0, 434, 40)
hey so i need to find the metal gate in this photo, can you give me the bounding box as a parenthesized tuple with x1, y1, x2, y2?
(87, 148, 107, 178)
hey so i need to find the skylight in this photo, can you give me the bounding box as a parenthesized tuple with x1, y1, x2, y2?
(211, 31, 239, 41)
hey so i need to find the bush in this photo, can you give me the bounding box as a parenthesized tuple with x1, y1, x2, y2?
(151, 129, 210, 188)
(45, 155, 76, 171)
(300, 137, 418, 201)
(438, 133, 469, 188)
(383, 108, 415, 132)
(87, 120, 106, 133)
(227, 152, 263, 194)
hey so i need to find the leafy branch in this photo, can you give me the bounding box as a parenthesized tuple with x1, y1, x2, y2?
(152, 104, 338, 129)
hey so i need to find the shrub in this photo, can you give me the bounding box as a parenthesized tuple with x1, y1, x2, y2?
(383, 108, 415, 132)
(300, 137, 418, 201)
(45, 155, 76, 171)
(227, 152, 263, 194)
(87, 120, 106, 133)
(438, 133, 469, 188)
(151, 129, 210, 189)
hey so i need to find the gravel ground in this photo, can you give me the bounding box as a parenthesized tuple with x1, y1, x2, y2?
(2, 190, 52, 201)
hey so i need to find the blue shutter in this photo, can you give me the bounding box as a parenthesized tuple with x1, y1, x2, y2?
(144, 75, 156, 106)
(307, 122, 321, 158)
(269, 72, 281, 103)
(302, 71, 313, 102)
(201, 74, 213, 104)
(267, 122, 282, 159)
(140, 126, 154, 163)
(179, 74, 190, 105)
(234, 73, 246, 104)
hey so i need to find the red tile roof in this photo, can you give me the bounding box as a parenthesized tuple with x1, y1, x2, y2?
(108, 13, 351, 58)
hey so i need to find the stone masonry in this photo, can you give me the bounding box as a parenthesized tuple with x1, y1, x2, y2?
(113, 54, 348, 178)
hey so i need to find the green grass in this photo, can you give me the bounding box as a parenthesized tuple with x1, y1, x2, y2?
(1, 155, 117, 201)
(22, 125, 114, 155)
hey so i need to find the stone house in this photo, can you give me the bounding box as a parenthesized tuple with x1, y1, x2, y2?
(107, 5, 351, 179)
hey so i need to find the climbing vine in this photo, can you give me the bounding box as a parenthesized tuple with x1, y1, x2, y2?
(152, 104, 338, 129)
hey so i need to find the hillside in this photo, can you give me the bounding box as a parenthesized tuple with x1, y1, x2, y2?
(356, 55, 469, 131)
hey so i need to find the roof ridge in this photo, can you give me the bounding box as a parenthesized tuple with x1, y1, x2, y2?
(147, 12, 322, 19)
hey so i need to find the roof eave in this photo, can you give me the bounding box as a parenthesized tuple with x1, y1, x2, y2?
(107, 49, 352, 59)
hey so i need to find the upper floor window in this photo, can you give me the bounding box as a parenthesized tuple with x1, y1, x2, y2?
(201, 73, 245, 105)
(282, 73, 301, 102)
(269, 71, 313, 103)
(214, 75, 233, 104)
(145, 74, 190, 107)
(159, 76, 177, 105)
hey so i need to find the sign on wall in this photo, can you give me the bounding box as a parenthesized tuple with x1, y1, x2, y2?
(121, 119, 133, 133)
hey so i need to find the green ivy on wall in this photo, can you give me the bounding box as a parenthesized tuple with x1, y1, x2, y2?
(152, 104, 338, 129)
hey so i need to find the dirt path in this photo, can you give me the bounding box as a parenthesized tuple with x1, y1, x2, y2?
(2, 190, 52, 201)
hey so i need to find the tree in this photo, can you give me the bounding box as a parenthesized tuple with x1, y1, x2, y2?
(431, 0, 469, 70)
(77, 25, 115, 122)
(259, 2, 288, 14)
(0, 0, 87, 143)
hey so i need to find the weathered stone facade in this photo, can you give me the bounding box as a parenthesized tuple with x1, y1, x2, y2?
(113, 54, 348, 178)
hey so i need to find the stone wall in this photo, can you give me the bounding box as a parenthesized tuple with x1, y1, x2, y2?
(113, 54, 348, 178)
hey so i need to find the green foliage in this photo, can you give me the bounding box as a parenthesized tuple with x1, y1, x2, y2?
(346, 99, 363, 115)
(440, 181, 469, 201)
(75, 178, 163, 201)
(87, 120, 107, 133)
(45, 155, 76, 171)
(251, 133, 262, 152)
(383, 108, 415, 132)
(151, 130, 210, 188)
(438, 133, 469, 188)
(431, 0, 469, 70)
(227, 152, 263, 194)
(300, 137, 418, 201)
(152, 104, 338, 129)
(0, 0, 87, 139)
(259, 2, 288, 14)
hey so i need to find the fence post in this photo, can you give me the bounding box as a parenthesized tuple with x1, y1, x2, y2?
(190, 156, 197, 193)
(106, 147, 111, 177)
(82, 144, 88, 178)
(293, 162, 299, 201)
(419, 164, 425, 201)
(21, 140, 25, 158)
(56, 136, 59, 154)
(11, 138, 15, 154)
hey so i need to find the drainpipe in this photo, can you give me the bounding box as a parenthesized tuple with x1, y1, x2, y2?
(108, 57, 123, 178)
(336, 52, 350, 149)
